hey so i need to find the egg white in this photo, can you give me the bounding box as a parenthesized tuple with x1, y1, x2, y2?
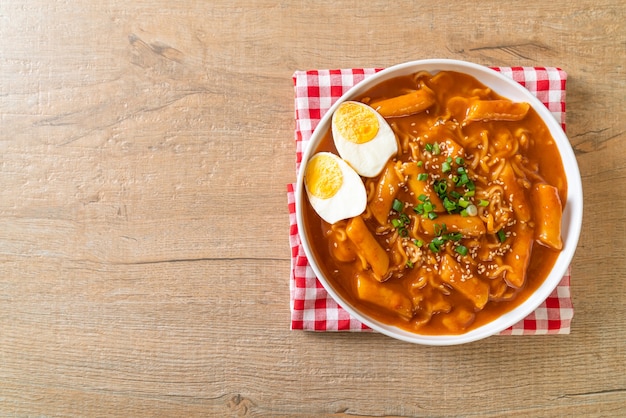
(332, 101, 398, 177)
(304, 152, 367, 224)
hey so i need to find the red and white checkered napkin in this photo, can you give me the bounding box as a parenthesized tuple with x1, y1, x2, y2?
(288, 66, 573, 335)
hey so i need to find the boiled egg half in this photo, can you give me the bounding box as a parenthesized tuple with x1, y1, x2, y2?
(332, 101, 398, 177)
(304, 152, 367, 224)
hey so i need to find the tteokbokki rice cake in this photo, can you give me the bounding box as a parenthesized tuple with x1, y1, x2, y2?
(296, 60, 582, 344)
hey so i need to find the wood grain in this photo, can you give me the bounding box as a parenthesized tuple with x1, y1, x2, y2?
(0, 0, 624, 416)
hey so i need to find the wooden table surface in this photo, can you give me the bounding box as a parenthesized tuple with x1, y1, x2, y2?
(1, 1, 625, 416)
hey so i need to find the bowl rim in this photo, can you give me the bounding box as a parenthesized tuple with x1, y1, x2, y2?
(295, 58, 583, 345)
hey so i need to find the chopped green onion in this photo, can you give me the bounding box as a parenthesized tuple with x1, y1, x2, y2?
(460, 209, 468, 217)
(458, 197, 470, 209)
(447, 232, 463, 242)
(497, 229, 507, 243)
(414, 196, 438, 219)
(443, 197, 457, 212)
(479, 199, 490, 207)
(392, 198, 404, 212)
(450, 190, 462, 199)
(425, 143, 433, 152)
(418, 173, 428, 181)
(464, 190, 475, 197)
(432, 142, 441, 155)
(406, 260, 414, 268)
(392, 213, 410, 237)
(414, 239, 423, 247)
(455, 157, 465, 165)
(455, 245, 469, 256)
(442, 161, 451, 173)
(418, 194, 427, 202)
(456, 173, 469, 186)
(466, 179, 476, 191)
(429, 237, 444, 253)
(434, 181, 447, 196)
(417, 161, 424, 167)
(457, 166, 466, 174)
(466, 204, 478, 217)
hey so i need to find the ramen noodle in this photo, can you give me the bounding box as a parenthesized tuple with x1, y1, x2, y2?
(302, 70, 567, 334)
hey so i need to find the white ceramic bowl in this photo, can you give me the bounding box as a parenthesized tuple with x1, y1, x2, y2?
(295, 59, 583, 345)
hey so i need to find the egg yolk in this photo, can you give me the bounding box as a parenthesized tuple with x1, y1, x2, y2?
(305, 154, 343, 199)
(334, 102, 379, 144)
